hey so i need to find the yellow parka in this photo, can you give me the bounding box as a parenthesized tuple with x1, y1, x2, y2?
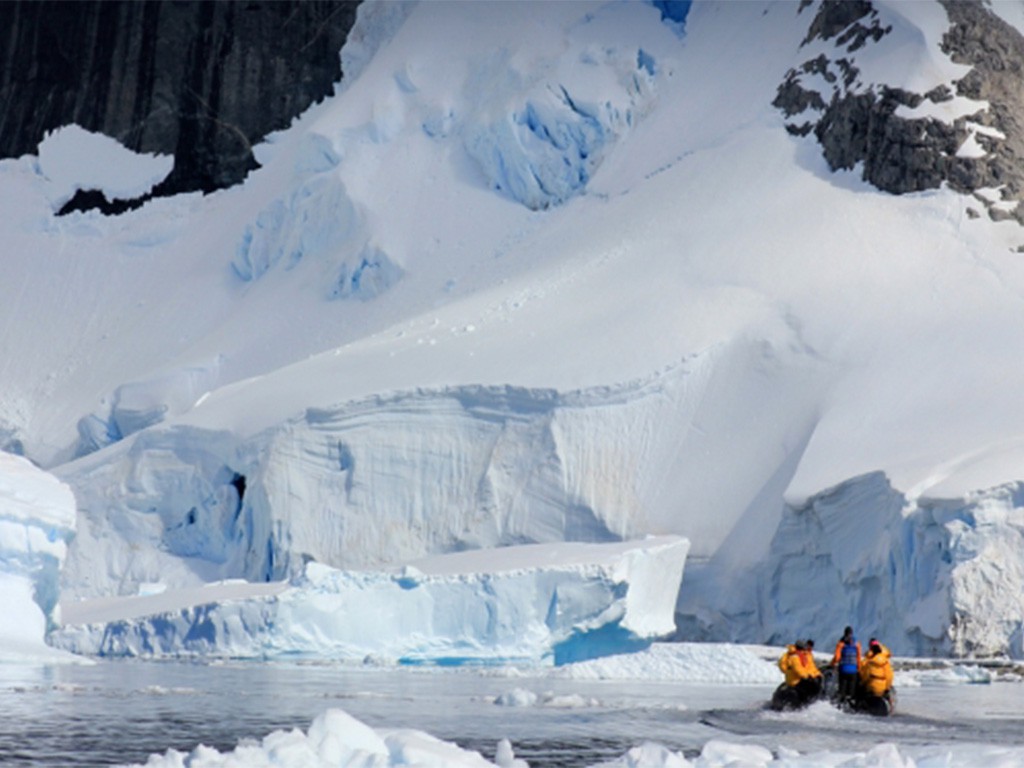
(778, 645, 821, 687)
(859, 643, 894, 696)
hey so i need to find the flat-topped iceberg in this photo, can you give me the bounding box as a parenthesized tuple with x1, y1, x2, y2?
(54, 536, 688, 664)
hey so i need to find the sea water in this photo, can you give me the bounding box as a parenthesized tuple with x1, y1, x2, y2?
(1, 660, 1023, 767)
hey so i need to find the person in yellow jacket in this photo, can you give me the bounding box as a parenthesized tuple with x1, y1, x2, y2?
(775, 639, 823, 706)
(858, 639, 894, 697)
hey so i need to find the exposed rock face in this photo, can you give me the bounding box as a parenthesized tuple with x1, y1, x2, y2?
(941, 0, 1024, 220)
(775, 0, 1024, 224)
(0, 0, 360, 207)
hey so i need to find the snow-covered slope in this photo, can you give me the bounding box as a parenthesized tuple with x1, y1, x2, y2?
(4, 0, 1024, 659)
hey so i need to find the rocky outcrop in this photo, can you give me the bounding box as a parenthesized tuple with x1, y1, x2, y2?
(812, 86, 970, 196)
(775, 0, 1024, 224)
(940, 0, 1024, 221)
(0, 1, 360, 208)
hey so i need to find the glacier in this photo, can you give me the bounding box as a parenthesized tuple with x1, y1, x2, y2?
(4, 0, 1024, 669)
(53, 536, 688, 664)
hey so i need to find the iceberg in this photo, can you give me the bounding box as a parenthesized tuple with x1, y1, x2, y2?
(53, 536, 688, 664)
(0, 451, 78, 662)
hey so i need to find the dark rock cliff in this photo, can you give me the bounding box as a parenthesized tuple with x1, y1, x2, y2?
(0, 0, 360, 208)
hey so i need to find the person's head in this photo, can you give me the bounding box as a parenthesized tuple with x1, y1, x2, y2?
(843, 625, 853, 639)
(869, 640, 881, 654)
(806, 639, 814, 650)
(795, 640, 807, 651)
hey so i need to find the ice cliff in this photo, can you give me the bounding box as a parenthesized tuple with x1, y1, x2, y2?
(58, 342, 811, 601)
(679, 472, 1024, 659)
(0, 452, 77, 660)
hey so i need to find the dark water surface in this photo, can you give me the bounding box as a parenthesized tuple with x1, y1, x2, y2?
(1, 660, 1023, 766)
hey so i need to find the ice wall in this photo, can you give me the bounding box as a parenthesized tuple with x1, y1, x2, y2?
(63, 381, 671, 595)
(58, 341, 814, 602)
(0, 451, 76, 659)
(53, 537, 688, 664)
(679, 472, 1024, 659)
(57, 340, 1024, 660)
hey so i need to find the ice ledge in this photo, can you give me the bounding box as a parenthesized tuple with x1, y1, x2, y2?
(53, 536, 689, 665)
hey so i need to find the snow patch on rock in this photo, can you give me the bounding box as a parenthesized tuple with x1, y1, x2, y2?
(36, 125, 173, 210)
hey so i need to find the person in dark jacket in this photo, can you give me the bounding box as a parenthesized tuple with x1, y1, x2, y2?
(831, 626, 861, 705)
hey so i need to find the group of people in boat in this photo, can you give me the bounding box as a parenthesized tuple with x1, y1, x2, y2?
(771, 626, 895, 715)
